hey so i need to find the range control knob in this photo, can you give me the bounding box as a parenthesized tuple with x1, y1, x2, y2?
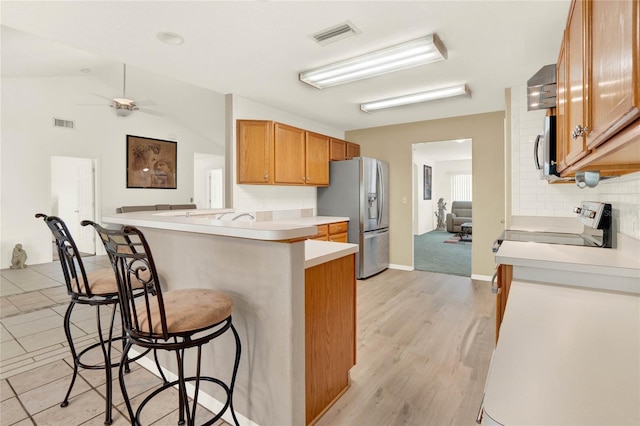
(573, 207, 582, 214)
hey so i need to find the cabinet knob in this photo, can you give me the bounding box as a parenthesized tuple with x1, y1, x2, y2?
(571, 124, 589, 139)
(264, 174, 269, 180)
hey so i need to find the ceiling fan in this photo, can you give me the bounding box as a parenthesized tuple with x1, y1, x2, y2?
(89, 63, 161, 117)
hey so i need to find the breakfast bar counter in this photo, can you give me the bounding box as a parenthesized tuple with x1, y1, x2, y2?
(102, 211, 357, 426)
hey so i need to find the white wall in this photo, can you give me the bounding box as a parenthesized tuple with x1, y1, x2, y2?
(228, 94, 344, 213)
(1, 74, 225, 267)
(510, 84, 640, 240)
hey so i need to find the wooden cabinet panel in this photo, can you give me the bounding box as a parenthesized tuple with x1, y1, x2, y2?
(330, 138, 347, 161)
(495, 264, 512, 344)
(346, 142, 360, 159)
(328, 233, 348, 243)
(557, 0, 640, 177)
(556, 31, 569, 173)
(565, 0, 589, 167)
(305, 254, 356, 424)
(328, 221, 348, 235)
(237, 120, 273, 184)
(306, 132, 330, 185)
(588, 0, 640, 149)
(274, 123, 306, 184)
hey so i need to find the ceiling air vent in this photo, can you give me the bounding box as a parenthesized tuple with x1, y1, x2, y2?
(311, 21, 360, 46)
(53, 118, 75, 129)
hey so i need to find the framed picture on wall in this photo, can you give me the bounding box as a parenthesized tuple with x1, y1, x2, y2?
(423, 165, 432, 200)
(126, 135, 177, 189)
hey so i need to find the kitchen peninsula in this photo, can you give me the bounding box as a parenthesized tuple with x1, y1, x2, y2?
(102, 210, 357, 426)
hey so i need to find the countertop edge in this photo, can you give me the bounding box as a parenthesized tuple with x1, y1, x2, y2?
(304, 240, 358, 269)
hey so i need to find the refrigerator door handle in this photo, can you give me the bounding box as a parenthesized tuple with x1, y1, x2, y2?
(376, 161, 384, 229)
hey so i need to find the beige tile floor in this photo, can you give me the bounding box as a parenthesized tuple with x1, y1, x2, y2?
(0, 255, 225, 425)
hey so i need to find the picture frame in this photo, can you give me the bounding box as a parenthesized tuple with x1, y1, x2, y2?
(423, 165, 432, 200)
(126, 135, 177, 189)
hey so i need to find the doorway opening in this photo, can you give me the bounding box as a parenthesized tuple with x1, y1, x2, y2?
(50, 156, 97, 259)
(412, 139, 472, 277)
(193, 153, 225, 209)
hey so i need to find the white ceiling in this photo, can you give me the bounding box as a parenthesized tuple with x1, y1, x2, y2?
(0, 1, 570, 132)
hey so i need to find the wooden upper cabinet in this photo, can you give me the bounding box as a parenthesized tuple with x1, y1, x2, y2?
(556, 31, 569, 173)
(305, 132, 330, 185)
(557, 0, 640, 177)
(564, 0, 589, 167)
(346, 142, 360, 159)
(330, 138, 347, 161)
(274, 123, 306, 184)
(237, 120, 273, 184)
(587, 0, 640, 149)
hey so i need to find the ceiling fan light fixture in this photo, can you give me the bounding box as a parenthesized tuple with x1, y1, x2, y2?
(299, 33, 447, 89)
(360, 84, 471, 113)
(157, 32, 184, 45)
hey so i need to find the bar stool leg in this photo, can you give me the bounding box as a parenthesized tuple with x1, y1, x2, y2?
(229, 324, 242, 426)
(119, 340, 137, 425)
(97, 304, 117, 425)
(60, 301, 78, 408)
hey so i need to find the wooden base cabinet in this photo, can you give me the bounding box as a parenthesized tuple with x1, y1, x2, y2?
(495, 264, 512, 343)
(309, 221, 349, 242)
(305, 254, 356, 425)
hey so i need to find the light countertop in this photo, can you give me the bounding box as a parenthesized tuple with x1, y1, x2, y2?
(483, 280, 640, 425)
(495, 239, 640, 278)
(102, 210, 319, 241)
(304, 240, 358, 269)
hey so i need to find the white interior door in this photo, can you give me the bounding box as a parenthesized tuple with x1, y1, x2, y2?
(209, 168, 224, 209)
(51, 157, 96, 254)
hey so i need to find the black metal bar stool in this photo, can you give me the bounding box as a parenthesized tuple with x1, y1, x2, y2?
(83, 221, 242, 426)
(36, 214, 163, 425)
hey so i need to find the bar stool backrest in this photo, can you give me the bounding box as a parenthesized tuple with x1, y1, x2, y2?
(36, 213, 96, 298)
(83, 221, 171, 341)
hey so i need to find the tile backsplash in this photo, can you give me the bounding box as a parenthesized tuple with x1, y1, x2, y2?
(510, 85, 640, 240)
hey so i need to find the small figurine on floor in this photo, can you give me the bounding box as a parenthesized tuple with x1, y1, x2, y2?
(10, 243, 28, 269)
(435, 198, 447, 231)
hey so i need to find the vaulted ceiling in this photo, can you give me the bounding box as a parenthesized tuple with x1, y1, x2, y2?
(1, 1, 570, 131)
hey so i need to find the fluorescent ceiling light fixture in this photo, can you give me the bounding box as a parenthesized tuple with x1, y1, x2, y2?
(360, 84, 471, 113)
(299, 34, 447, 89)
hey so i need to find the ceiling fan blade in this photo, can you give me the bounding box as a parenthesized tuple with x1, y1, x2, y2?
(91, 93, 114, 101)
(134, 100, 158, 107)
(139, 108, 164, 116)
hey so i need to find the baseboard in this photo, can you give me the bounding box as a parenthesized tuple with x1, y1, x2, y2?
(389, 263, 413, 271)
(471, 274, 492, 282)
(129, 348, 257, 426)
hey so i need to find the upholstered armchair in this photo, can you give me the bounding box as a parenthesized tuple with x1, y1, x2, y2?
(446, 201, 472, 233)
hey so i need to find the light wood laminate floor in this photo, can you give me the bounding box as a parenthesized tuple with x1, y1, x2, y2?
(316, 269, 494, 426)
(2, 260, 494, 425)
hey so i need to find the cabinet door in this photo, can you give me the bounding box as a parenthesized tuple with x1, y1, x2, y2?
(346, 142, 360, 159)
(274, 123, 306, 185)
(556, 31, 569, 173)
(306, 132, 330, 185)
(587, 0, 640, 149)
(330, 138, 347, 161)
(565, 0, 590, 166)
(237, 120, 273, 184)
(495, 264, 512, 343)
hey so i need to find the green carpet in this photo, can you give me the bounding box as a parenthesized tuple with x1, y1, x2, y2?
(414, 230, 471, 277)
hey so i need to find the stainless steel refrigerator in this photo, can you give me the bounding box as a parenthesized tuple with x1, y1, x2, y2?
(317, 157, 389, 279)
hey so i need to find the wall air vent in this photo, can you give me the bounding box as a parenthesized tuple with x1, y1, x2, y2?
(53, 118, 75, 129)
(311, 21, 360, 46)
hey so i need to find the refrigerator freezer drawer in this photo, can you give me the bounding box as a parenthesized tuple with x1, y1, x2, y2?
(359, 229, 389, 279)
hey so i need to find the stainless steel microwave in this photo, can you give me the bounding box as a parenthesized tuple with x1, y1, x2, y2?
(534, 115, 557, 179)
(534, 115, 572, 182)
